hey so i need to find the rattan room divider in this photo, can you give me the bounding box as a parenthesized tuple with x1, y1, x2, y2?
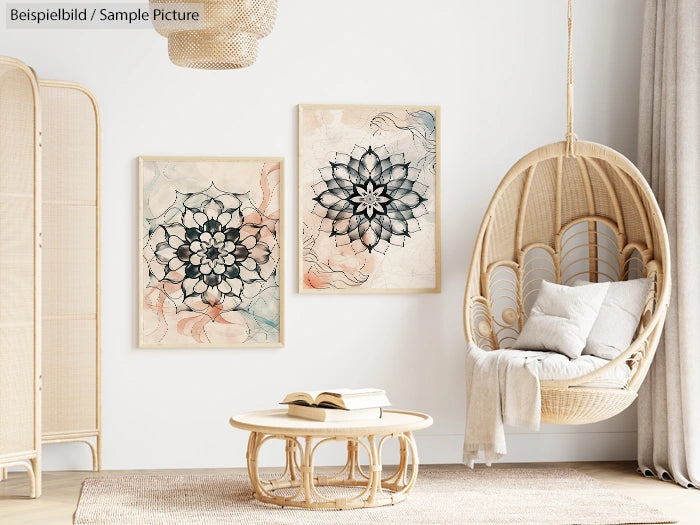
(39, 80, 101, 472)
(0, 57, 101, 498)
(0, 56, 43, 498)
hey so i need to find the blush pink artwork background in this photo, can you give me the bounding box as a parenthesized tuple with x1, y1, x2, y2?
(140, 158, 282, 347)
(299, 105, 439, 292)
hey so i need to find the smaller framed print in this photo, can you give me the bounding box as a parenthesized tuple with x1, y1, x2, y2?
(139, 156, 283, 348)
(299, 104, 440, 293)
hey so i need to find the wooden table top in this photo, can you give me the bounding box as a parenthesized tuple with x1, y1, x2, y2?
(230, 409, 433, 437)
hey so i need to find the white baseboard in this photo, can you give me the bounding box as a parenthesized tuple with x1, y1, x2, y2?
(30, 430, 637, 471)
(415, 431, 637, 465)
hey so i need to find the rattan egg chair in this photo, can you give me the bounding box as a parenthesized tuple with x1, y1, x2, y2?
(462, 2, 672, 425)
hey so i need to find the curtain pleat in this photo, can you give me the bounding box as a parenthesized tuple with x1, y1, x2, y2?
(637, 0, 700, 489)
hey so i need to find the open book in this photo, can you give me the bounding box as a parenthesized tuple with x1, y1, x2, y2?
(280, 388, 391, 411)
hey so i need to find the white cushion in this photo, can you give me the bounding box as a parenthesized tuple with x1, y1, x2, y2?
(503, 349, 631, 389)
(574, 278, 652, 360)
(514, 281, 609, 359)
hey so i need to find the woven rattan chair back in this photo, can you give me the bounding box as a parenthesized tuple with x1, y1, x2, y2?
(463, 140, 671, 424)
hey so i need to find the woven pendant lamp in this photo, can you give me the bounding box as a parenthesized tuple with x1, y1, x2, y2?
(150, 0, 278, 69)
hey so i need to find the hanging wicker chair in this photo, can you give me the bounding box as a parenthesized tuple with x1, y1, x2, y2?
(462, 3, 671, 425)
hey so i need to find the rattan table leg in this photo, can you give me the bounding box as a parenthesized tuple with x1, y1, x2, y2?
(241, 430, 421, 509)
(284, 437, 298, 482)
(302, 436, 313, 505)
(345, 439, 358, 481)
(245, 432, 262, 499)
(365, 435, 381, 505)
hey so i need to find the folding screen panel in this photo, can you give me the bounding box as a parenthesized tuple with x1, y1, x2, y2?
(39, 80, 100, 470)
(0, 56, 42, 498)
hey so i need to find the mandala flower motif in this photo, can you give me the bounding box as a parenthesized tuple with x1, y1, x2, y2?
(145, 185, 275, 315)
(350, 180, 391, 218)
(311, 145, 428, 253)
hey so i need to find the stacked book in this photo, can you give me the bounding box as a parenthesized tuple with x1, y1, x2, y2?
(281, 388, 391, 421)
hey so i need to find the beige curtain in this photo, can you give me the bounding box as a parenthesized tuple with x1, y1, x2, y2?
(637, 0, 700, 488)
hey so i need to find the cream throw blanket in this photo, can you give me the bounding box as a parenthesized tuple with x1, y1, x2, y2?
(463, 342, 545, 467)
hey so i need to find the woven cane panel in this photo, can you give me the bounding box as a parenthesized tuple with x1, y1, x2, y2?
(42, 203, 96, 317)
(0, 255, 34, 324)
(0, 58, 39, 495)
(0, 68, 35, 195)
(40, 87, 97, 203)
(0, 194, 34, 254)
(520, 158, 558, 249)
(484, 176, 525, 265)
(559, 155, 592, 227)
(40, 82, 99, 441)
(607, 164, 648, 246)
(0, 326, 34, 452)
(642, 197, 665, 262)
(42, 319, 97, 433)
(581, 157, 617, 224)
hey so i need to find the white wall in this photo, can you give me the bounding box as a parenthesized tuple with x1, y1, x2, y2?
(1, 0, 645, 470)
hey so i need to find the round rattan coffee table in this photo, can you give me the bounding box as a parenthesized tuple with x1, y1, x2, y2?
(229, 409, 433, 510)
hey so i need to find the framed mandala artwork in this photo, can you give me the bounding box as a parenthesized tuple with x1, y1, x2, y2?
(299, 104, 440, 293)
(139, 157, 283, 348)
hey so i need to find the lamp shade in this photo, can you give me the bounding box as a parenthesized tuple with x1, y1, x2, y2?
(150, 0, 278, 69)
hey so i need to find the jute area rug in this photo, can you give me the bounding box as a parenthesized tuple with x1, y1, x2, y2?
(74, 467, 675, 525)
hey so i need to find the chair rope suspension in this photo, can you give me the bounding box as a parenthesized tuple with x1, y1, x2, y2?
(566, 0, 578, 156)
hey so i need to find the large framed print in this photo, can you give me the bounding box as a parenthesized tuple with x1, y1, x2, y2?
(299, 104, 440, 293)
(139, 156, 283, 348)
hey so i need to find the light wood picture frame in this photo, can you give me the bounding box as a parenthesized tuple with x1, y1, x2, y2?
(298, 104, 440, 294)
(139, 156, 283, 348)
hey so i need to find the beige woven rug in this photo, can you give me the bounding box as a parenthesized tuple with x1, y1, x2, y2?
(74, 467, 674, 525)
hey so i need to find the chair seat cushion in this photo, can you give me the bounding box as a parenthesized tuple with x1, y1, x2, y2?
(503, 349, 631, 389)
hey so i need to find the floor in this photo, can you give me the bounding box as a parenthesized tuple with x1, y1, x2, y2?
(0, 461, 698, 524)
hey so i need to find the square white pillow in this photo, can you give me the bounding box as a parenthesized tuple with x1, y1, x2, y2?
(574, 277, 652, 360)
(514, 280, 609, 359)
